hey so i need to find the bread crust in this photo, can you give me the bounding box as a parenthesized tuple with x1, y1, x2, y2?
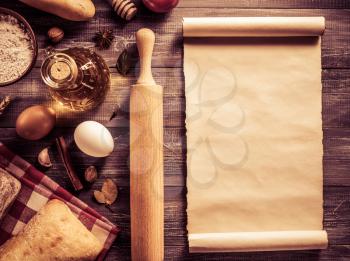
(0, 199, 103, 261)
(0, 168, 21, 222)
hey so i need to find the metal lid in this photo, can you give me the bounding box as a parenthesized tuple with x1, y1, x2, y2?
(41, 52, 78, 90)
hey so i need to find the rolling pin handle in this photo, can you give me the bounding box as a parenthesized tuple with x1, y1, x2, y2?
(136, 28, 156, 85)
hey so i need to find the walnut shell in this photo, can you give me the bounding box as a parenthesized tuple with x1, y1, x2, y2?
(93, 179, 118, 206)
(101, 179, 118, 205)
(93, 190, 106, 204)
(48, 27, 64, 43)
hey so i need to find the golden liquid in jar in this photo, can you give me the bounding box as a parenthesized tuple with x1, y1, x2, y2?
(42, 47, 110, 111)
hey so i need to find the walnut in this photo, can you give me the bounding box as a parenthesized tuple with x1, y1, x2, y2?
(48, 27, 64, 43)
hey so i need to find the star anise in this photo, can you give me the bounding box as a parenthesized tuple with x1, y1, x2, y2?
(93, 29, 114, 50)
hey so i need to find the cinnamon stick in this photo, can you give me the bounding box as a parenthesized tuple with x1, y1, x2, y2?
(56, 136, 83, 191)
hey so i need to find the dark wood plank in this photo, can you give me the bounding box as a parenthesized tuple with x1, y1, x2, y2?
(323, 69, 350, 93)
(0, 68, 184, 128)
(65, 186, 350, 246)
(1, 68, 350, 128)
(0, 0, 350, 260)
(3, 0, 350, 10)
(178, 0, 350, 9)
(1, 1, 350, 69)
(107, 244, 350, 261)
(2, 126, 350, 186)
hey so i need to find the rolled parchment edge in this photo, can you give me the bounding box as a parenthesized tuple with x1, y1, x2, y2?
(189, 230, 328, 253)
(183, 17, 325, 37)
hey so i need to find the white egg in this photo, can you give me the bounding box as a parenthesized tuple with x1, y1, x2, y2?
(74, 121, 114, 157)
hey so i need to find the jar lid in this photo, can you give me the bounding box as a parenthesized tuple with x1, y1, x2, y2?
(41, 52, 78, 89)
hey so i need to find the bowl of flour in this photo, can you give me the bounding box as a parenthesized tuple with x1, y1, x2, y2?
(0, 7, 37, 86)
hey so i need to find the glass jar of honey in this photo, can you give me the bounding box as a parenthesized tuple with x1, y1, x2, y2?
(41, 47, 110, 111)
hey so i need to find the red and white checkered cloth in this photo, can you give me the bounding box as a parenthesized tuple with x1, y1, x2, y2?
(0, 143, 119, 260)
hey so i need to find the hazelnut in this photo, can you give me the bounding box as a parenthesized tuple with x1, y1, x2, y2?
(48, 27, 64, 43)
(85, 165, 98, 183)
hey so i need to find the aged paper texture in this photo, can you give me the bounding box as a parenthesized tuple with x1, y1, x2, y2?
(184, 17, 328, 252)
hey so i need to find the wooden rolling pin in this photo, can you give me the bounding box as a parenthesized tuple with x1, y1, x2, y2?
(130, 28, 164, 261)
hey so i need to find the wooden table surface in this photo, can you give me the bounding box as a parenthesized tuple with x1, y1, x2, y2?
(1, 0, 350, 260)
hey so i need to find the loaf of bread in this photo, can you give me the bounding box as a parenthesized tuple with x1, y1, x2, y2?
(0, 168, 21, 221)
(0, 199, 103, 261)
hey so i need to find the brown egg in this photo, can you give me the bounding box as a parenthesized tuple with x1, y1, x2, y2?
(16, 105, 56, 140)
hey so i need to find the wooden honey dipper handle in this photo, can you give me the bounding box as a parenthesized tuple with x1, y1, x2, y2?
(130, 28, 164, 261)
(107, 0, 137, 21)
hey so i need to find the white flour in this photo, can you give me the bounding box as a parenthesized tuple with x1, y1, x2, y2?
(0, 14, 33, 83)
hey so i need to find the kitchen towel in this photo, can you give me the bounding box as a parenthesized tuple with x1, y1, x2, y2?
(184, 17, 328, 253)
(0, 143, 118, 260)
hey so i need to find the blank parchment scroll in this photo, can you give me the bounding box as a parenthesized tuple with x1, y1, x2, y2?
(183, 17, 328, 253)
